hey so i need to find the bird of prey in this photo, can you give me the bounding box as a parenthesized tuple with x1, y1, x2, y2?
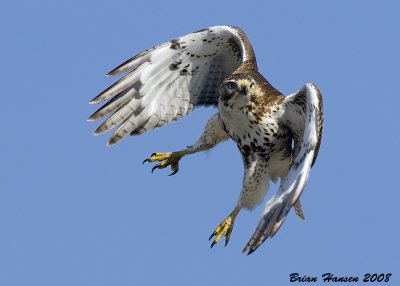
(88, 26, 323, 254)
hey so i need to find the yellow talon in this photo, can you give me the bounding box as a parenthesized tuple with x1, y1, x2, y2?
(143, 152, 182, 176)
(149, 152, 173, 162)
(209, 207, 240, 248)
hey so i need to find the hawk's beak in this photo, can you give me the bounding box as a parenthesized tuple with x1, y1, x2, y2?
(240, 82, 249, 95)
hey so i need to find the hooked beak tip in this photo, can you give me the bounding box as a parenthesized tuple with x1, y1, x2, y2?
(241, 85, 248, 95)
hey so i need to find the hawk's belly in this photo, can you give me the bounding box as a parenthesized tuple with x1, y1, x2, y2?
(218, 107, 292, 183)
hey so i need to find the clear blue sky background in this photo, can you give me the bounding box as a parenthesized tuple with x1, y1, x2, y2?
(1, 1, 399, 285)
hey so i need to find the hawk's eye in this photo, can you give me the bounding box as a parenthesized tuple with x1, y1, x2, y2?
(226, 82, 236, 89)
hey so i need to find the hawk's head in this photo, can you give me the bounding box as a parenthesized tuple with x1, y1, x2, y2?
(219, 74, 255, 108)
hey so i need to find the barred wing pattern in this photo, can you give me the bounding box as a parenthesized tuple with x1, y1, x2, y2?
(243, 83, 323, 254)
(88, 26, 256, 145)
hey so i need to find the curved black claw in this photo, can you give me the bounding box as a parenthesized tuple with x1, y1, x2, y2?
(210, 240, 217, 248)
(224, 240, 229, 247)
(151, 164, 161, 173)
(209, 231, 217, 241)
(143, 153, 156, 165)
(168, 169, 179, 176)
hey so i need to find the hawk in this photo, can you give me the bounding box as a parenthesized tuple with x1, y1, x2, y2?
(88, 26, 323, 254)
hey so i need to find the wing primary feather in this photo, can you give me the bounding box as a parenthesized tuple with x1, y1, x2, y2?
(90, 62, 149, 104)
(108, 108, 149, 145)
(93, 98, 143, 135)
(87, 88, 136, 121)
(107, 43, 170, 76)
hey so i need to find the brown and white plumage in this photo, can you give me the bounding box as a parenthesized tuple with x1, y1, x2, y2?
(88, 26, 256, 145)
(88, 25, 323, 254)
(242, 84, 323, 254)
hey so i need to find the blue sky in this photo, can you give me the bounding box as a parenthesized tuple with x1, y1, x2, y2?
(1, 1, 399, 285)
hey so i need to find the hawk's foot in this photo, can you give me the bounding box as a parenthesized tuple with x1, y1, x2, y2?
(209, 207, 240, 248)
(143, 152, 183, 176)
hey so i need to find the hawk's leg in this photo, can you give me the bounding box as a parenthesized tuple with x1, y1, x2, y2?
(143, 113, 228, 175)
(209, 206, 240, 247)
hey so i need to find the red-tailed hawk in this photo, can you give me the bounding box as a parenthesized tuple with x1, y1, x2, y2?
(88, 26, 323, 254)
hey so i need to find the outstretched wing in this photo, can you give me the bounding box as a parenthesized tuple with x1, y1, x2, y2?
(88, 25, 257, 145)
(243, 83, 323, 254)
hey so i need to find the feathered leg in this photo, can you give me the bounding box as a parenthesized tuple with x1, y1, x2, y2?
(143, 113, 228, 175)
